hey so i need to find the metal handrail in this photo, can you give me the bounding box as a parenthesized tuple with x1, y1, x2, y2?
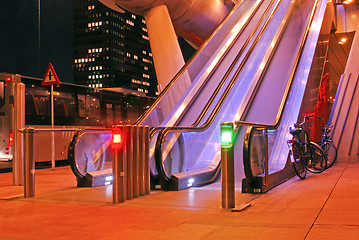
(237, 0, 320, 183)
(146, 0, 264, 140)
(135, 0, 246, 125)
(154, 0, 286, 183)
(68, 128, 112, 179)
(147, 0, 268, 176)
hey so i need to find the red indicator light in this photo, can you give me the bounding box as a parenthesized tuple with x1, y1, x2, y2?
(112, 127, 123, 150)
(8, 130, 13, 148)
(113, 134, 121, 144)
(288, 139, 295, 144)
(5, 76, 11, 86)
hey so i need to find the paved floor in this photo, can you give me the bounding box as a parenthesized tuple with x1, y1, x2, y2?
(0, 162, 358, 239)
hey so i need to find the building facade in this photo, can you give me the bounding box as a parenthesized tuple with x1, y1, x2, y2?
(73, 0, 157, 97)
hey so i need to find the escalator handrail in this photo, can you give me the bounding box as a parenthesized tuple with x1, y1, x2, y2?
(135, 0, 246, 125)
(172, 0, 266, 128)
(68, 128, 112, 179)
(238, 0, 321, 182)
(154, 0, 285, 183)
(148, 0, 267, 146)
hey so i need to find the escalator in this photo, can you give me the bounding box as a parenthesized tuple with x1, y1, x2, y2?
(68, 0, 332, 191)
(150, 0, 330, 190)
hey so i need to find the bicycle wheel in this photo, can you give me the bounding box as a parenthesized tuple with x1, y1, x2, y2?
(323, 141, 337, 169)
(291, 141, 307, 179)
(306, 142, 327, 173)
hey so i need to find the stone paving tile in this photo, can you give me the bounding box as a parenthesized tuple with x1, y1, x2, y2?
(306, 225, 359, 240)
(0, 162, 358, 239)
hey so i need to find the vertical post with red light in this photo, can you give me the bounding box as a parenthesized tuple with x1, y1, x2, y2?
(112, 125, 125, 203)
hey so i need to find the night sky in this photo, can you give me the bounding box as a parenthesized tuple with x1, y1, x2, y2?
(0, 0, 73, 82)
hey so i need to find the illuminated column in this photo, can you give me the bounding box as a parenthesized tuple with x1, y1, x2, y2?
(145, 5, 185, 91)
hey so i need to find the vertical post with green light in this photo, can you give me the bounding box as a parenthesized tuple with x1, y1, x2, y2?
(221, 122, 235, 209)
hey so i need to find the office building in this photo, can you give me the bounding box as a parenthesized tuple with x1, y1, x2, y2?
(73, 0, 157, 97)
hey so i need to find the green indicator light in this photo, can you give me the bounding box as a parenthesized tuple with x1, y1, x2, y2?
(221, 123, 234, 148)
(221, 131, 233, 148)
(221, 131, 232, 144)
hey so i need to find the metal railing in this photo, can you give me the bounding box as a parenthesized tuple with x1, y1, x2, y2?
(18, 127, 82, 198)
(154, 0, 293, 189)
(236, 0, 321, 188)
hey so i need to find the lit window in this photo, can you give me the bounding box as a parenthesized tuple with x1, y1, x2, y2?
(74, 59, 78, 63)
(88, 23, 91, 28)
(88, 49, 91, 53)
(134, 55, 138, 60)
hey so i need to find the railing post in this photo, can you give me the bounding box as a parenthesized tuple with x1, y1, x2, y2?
(132, 126, 139, 198)
(125, 125, 133, 200)
(221, 122, 235, 209)
(112, 125, 125, 203)
(24, 127, 35, 198)
(264, 128, 269, 187)
(14, 82, 25, 186)
(143, 126, 150, 195)
(138, 126, 145, 196)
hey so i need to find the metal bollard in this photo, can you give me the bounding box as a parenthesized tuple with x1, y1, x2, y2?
(143, 126, 150, 195)
(24, 128, 35, 198)
(132, 126, 139, 198)
(125, 125, 133, 200)
(138, 126, 145, 196)
(112, 126, 125, 203)
(14, 83, 25, 186)
(221, 122, 235, 209)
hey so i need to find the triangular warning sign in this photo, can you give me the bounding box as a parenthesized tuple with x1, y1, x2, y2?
(42, 63, 60, 85)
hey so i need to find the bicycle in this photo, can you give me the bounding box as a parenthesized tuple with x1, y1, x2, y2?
(318, 124, 337, 169)
(288, 115, 327, 179)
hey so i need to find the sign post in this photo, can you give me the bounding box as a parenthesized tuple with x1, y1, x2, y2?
(42, 63, 60, 169)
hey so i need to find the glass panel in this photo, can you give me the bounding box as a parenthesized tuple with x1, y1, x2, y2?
(74, 130, 112, 176)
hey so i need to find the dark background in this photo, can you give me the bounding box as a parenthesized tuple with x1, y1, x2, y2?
(0, 0, 73, 82)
